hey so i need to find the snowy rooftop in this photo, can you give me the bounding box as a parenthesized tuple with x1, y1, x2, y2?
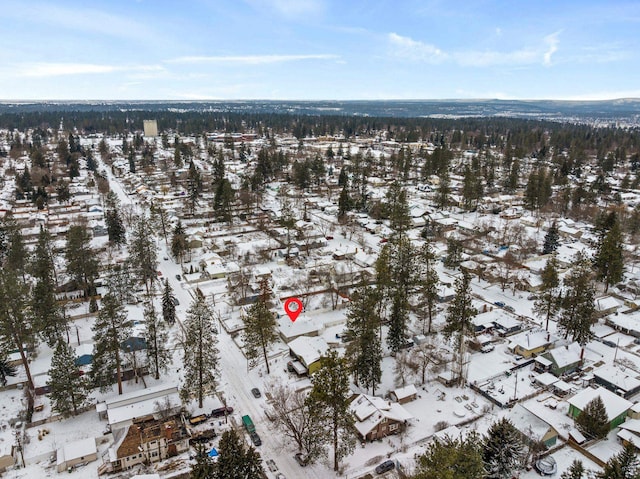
(508, 403, 555, 439)
(567, 386, 633, 420)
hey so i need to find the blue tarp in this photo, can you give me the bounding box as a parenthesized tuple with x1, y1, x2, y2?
(208, 448, 218, 457)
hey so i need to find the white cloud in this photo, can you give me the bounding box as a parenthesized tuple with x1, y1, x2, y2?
(14, 63, 165, 78)
(388, 32, 561, 68)
(543, 32, 560, 66)
(4, 3, 156, 42)
(245, 0, 323, 18)
(166, 54, 338, 65)
(387, 33, 446, 63)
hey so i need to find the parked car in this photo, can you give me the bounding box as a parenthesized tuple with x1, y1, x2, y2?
(480, 344, 495, 353)
(251, 388, 261, 398)
(250, 431, 262, 446)
(266, 459, 278, 472)
(504, 305, 515, 313)
(494, 301, 505, 308)
(294, 452, 309, 467)
(275, 474, 286, 479)
(375, 459, 395, 474)
(211, 406, 234, 418)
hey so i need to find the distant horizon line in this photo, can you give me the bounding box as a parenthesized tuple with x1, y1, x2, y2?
(1, 97, 639, 103)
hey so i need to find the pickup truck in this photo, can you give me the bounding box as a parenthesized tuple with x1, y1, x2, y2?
(189, 414, 208, 426)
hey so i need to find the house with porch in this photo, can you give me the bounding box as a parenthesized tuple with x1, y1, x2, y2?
(349, 394, 413, 442)
(101, 417, 189, 474)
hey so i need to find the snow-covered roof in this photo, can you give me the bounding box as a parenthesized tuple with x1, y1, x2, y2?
(391, 385, 417, 401)
(107, 391, 182, 430)
(593, 364, 640, 393)
(56, 437, 97, 467)
(349, 394, 413, 437)
(509, 330, 553, 351)
(535, 372, 558, 387)
(287, 336, 329, 367)
(596, 296, 621, 312)
(545, 342, 581, 368)
(567, 386, 633, 421)
(508, 404, 555, 440)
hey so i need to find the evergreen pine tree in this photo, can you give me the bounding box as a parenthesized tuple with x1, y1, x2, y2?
(0, 356, 17, 387)
(161, 279, 177, 325)
(417, 242, 440, 334)
(171, 221, 188, 264)
(307, 351, 356, 472)
(47, 340, 90, 417)
(482, 418, 526, 479)
(598, 442, 639, 479)
(91, 293, 131, 394)
(190, 443, 215, 479)
(144, 300, 171, 380)
(128, 215, 158, 294)
(443, 272, 477, 385)
(576, 396, 609, 440)
(181, 294, 218, 408)
(344, 287, 382, 394)
(30, 227, 66, 347)
(559, 252, 596, 356)
(594, 218, 624, 292)
(542, 221, 560, 254)
(561, 459, 585, 479)
(414, 432, 485, 479)
(213, 429, 265, 479)
(0, 268, 36, 390)
(242, 279, 278, 374)
(105, 200, 126, 246)
(533, 256, 561, 331)
(65, 224, 99, 296)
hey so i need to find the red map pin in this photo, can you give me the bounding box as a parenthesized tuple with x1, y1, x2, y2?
(284, 298, 303, 322)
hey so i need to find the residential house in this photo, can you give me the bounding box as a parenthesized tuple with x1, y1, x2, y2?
(509, 330, 554, 358)
(538, 342, 582, 377)
(593, 364, 640, 400)
(508, 404, 558, 448)
(102, 417, 189, 474)
(390, 385, 418, 404)
(595, 296, 622, 318)
(349, 394, 413, 442)
(97, 385, 182, 432)
(56, 437, 98, 472)
(287, 336, 329, 374)
(567, 386, 632, 430)
(617, 419, 640, 451)
(605, 312, 640, 338)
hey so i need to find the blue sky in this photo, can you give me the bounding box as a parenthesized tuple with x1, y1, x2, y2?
(1, 0, 639, 101)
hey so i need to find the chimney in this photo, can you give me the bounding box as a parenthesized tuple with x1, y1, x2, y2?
(165, 424, 172, 441)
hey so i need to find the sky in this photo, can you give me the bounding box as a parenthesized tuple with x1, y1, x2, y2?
(1, 0, 639, 101)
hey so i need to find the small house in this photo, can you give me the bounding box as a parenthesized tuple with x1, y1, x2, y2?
(349, 394, 413, 442)
(56, 437, 98, 472)
(593, 364, 640, 399)
(287, 336, 329, 375)
(390, 385, 418, 404)
(567, 386, 632, 430)
(508, 330, 554, 358)
(508, 404, 558, 448)
(617, 419, 640, 451)
(539, 342, 582, 377)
